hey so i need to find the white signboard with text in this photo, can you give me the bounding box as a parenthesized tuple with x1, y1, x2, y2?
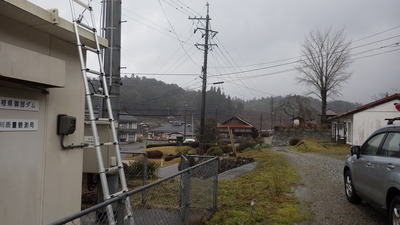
(0, 96, 39, 111)
(0, 119, 38, 131)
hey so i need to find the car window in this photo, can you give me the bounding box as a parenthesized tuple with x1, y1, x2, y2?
(361, 133, 386, 156)
(381, 133, 400, 158)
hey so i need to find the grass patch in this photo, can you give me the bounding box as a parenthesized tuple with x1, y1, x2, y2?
(291, 139, 350, 159)
(206, 148, 310, 225)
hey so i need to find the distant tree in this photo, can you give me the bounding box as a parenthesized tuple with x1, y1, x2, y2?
(278, 95, 318, 124)
(203, 117, 219, 144)
(297, 28, 352, 124)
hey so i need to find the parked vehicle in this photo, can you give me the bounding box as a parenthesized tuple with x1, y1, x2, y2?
(343, 118, 400, 225)
(183, 138, 195, 143)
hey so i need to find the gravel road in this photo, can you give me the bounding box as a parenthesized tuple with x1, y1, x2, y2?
(273, 147, 388, 225)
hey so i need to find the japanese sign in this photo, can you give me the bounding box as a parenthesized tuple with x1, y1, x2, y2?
(0, 96, 39, 111)
(0, 119, 38, 131)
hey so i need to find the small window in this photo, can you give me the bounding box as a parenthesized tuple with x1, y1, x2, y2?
(381, 133, 400, 158)
(361, 133, 386, 156)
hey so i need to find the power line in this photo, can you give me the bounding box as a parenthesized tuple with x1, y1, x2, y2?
(157, 0, 201, 67)
(353, 47, 400, 60)
(352, 25, 400, 43)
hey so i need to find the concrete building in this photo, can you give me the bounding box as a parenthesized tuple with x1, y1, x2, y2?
(0, 1, 107, 224)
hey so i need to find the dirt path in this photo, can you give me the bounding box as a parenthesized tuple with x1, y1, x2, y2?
(273, 147, 388, 225)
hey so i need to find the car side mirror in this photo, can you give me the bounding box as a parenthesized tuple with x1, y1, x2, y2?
(350, 146, 361, 159)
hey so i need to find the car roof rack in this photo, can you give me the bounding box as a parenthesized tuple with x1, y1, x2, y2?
(385, 117, 400, 125)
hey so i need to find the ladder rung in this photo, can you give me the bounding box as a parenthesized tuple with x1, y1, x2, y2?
(109, 189, 128, 198)
(96, 118, 112, 122)
(88, 93, 107, 98)
(84, 68, 102, 75)
(73, 0, 91, 10)
(92, 141, 116, 147)
(81, 44, 100, 54)
(85, 118, 112, 124)
(124, 213, 133, 220)
(103, 166, 120, 173)
(77, 21, 96, 32)
(102, 142, 117, 146)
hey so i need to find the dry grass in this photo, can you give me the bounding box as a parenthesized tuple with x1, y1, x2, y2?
(206, 148, 310, 225)
(291, 139, 350, 160)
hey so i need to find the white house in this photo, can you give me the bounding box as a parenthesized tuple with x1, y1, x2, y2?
(330, 93, 400, 146)
(119, 113, 139, 142)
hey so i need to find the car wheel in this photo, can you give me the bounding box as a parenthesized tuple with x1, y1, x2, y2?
(390, 195, 400, 225)
(344, 170, 361, 204)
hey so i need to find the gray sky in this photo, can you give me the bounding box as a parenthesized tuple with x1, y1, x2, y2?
(30, 0, 400, 104)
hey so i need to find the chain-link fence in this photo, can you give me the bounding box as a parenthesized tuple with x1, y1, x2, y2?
(50, 155, 218, 225)
(82, 152, 149, 209)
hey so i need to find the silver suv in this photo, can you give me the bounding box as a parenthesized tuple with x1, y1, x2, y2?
(344, 119, 400, 225)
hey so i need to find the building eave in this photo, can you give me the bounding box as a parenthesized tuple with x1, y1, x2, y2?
(0, 0, 107, 48)
(329, 93, 400, 121)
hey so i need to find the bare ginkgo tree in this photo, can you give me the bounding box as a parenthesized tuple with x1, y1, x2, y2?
(297, 28, 352, 124)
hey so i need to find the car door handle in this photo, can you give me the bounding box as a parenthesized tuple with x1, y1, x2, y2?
(387, 164, 395, 170)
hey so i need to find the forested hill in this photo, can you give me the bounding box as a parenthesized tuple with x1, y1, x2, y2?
(119, 76, 361, 127)
(120, 76, 243, 123)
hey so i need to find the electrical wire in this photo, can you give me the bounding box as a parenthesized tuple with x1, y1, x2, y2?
(157, 0, 201, 67)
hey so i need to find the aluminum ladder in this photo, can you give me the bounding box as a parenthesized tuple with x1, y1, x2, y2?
(69, 1, 134, 224)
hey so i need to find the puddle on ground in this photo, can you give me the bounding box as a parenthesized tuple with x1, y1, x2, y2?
(293, 186, 314, 202)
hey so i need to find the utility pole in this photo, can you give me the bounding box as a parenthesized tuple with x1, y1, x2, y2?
(184, 104, 188, 141)
(270, 96, 274, 129)
(189, 3, 217, 154)
(102, 0, 122, 120)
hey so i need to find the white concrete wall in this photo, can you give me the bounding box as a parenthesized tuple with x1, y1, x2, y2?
(352, 100, 399, 146)
(0, 10, 85, 225)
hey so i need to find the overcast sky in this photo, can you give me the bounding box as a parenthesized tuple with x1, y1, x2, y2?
(30, 0, 399, 104)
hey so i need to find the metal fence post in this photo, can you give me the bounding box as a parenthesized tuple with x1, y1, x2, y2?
(142, 152, 148, 204)
(116, 198, 125, 225)
(213, 159, 219, 211)
(180, 155, 190, 225)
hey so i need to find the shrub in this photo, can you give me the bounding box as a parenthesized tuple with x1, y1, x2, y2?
(189, 141, 199, 148)
(164, 155, 176, 162)
(125, 160, 159, 179)
(261, 143, 273, 148)
(289, 137, 301, 146)
(207, 147, 223, 156)
(176, 146, 191, 155)
(219, 144, 232, 153)
(203, 143, 217, 152)
(146, 150, 163, 159)
(237, 136, 257, 152)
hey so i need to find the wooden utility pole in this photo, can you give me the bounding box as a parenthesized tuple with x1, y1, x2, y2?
(189, 3, 217, 154)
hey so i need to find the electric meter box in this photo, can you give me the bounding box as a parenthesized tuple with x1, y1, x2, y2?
(83, 121, 118, 173)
